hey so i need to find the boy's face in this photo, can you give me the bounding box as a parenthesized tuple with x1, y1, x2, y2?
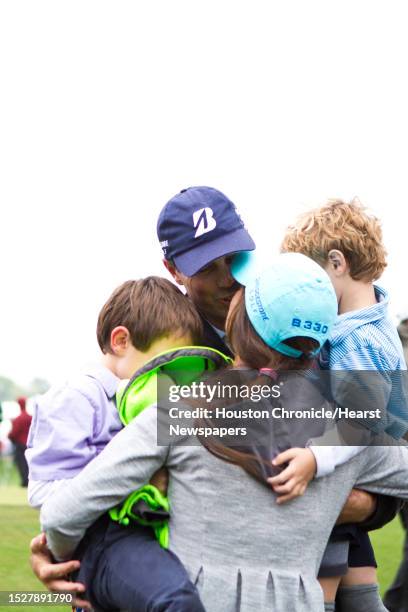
(116, 332, 194, 380)
(165, 255, 240, 330)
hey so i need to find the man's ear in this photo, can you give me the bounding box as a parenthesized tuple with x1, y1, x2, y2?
(327, 249, 348, 276)
(163, 259, 185, 286)
(110, 326, 130, 355)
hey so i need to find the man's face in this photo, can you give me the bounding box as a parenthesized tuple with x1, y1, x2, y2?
(165, 255, 240, 330)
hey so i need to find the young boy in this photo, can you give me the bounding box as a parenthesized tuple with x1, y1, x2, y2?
(26, 276, 228, 612)
(269, 199, 407, 612)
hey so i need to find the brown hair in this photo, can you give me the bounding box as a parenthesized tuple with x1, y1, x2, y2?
(226, 288, 319, 369)
(281, 198, 387, 281)
(198, 289, 319, 485)
(97, 277, 203, 354)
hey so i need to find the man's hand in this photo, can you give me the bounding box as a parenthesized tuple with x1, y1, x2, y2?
(336, 489, 377, 525)
(30, 533, 91, 609)
(267, 448, 317, 504)
(149, 467, 169, 495)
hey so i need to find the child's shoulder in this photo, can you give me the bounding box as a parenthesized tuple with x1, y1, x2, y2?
(330, 318, 404, 370)
(69, 363, 119, 402)
(41, 364, 119, 410)
(328, 286, 405, 370)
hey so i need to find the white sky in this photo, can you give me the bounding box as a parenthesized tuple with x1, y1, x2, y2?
(1, 1, 408, 386)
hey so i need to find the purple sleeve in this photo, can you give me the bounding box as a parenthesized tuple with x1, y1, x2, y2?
(26, 386, 100, 480)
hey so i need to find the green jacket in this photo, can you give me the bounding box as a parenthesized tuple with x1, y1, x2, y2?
(109, 346, 231, 547)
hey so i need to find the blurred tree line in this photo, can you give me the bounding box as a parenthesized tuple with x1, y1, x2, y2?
(0, 376, 50, 402)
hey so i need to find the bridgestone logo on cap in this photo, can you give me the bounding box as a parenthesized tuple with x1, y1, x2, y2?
(254, 278, 269, 321)
(193, 207, 217, 238)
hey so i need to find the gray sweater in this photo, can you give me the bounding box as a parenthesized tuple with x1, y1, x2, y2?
(41, 406, 408, 612)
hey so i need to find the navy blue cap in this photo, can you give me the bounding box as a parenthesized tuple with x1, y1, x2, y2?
(157, 186, 255, 276)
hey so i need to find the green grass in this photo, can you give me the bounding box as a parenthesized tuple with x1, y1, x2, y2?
(0, 502, 71, 611)
(0, 460, 71, 611)
(372, 514, 405, 595)
(0, 455, 20, 487)
(0, 460, 405, 608)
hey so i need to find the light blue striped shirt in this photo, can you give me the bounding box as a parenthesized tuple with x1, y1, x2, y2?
(312, 286, 408, 477)
(328, 286, 406, 372)
(329, 286, 407, 439)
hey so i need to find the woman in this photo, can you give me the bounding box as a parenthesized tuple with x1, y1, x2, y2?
(41, 253, 408, 611)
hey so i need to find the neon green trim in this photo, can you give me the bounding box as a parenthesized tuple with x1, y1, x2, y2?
(117, 372, 159, 425)
(110, 346, 230, 547)
(116, 345, 231, 426)
(109, 484, 170, 549)
(139, 344, 232, 366)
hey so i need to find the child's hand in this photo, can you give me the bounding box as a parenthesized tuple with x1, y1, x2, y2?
(267, 448, 317, 504)
(149, 467, 169, 495)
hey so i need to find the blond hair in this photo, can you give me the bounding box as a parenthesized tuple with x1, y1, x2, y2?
(281, 198, 387, 281)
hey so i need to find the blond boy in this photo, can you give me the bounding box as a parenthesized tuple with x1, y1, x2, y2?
(270, 199, 406, 612)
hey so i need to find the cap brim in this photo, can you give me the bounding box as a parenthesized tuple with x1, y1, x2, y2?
(231, 249, 274, 286)
(173, 227, 255, 277)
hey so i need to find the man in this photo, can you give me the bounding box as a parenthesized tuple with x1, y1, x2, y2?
(30, 186, 382, 607)
(8, 396, 31, 487)
(157, 186, 255, 355)
(29, 186, 254, 605)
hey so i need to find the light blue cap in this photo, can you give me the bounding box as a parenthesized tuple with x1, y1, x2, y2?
(231, 251, 338, 358)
